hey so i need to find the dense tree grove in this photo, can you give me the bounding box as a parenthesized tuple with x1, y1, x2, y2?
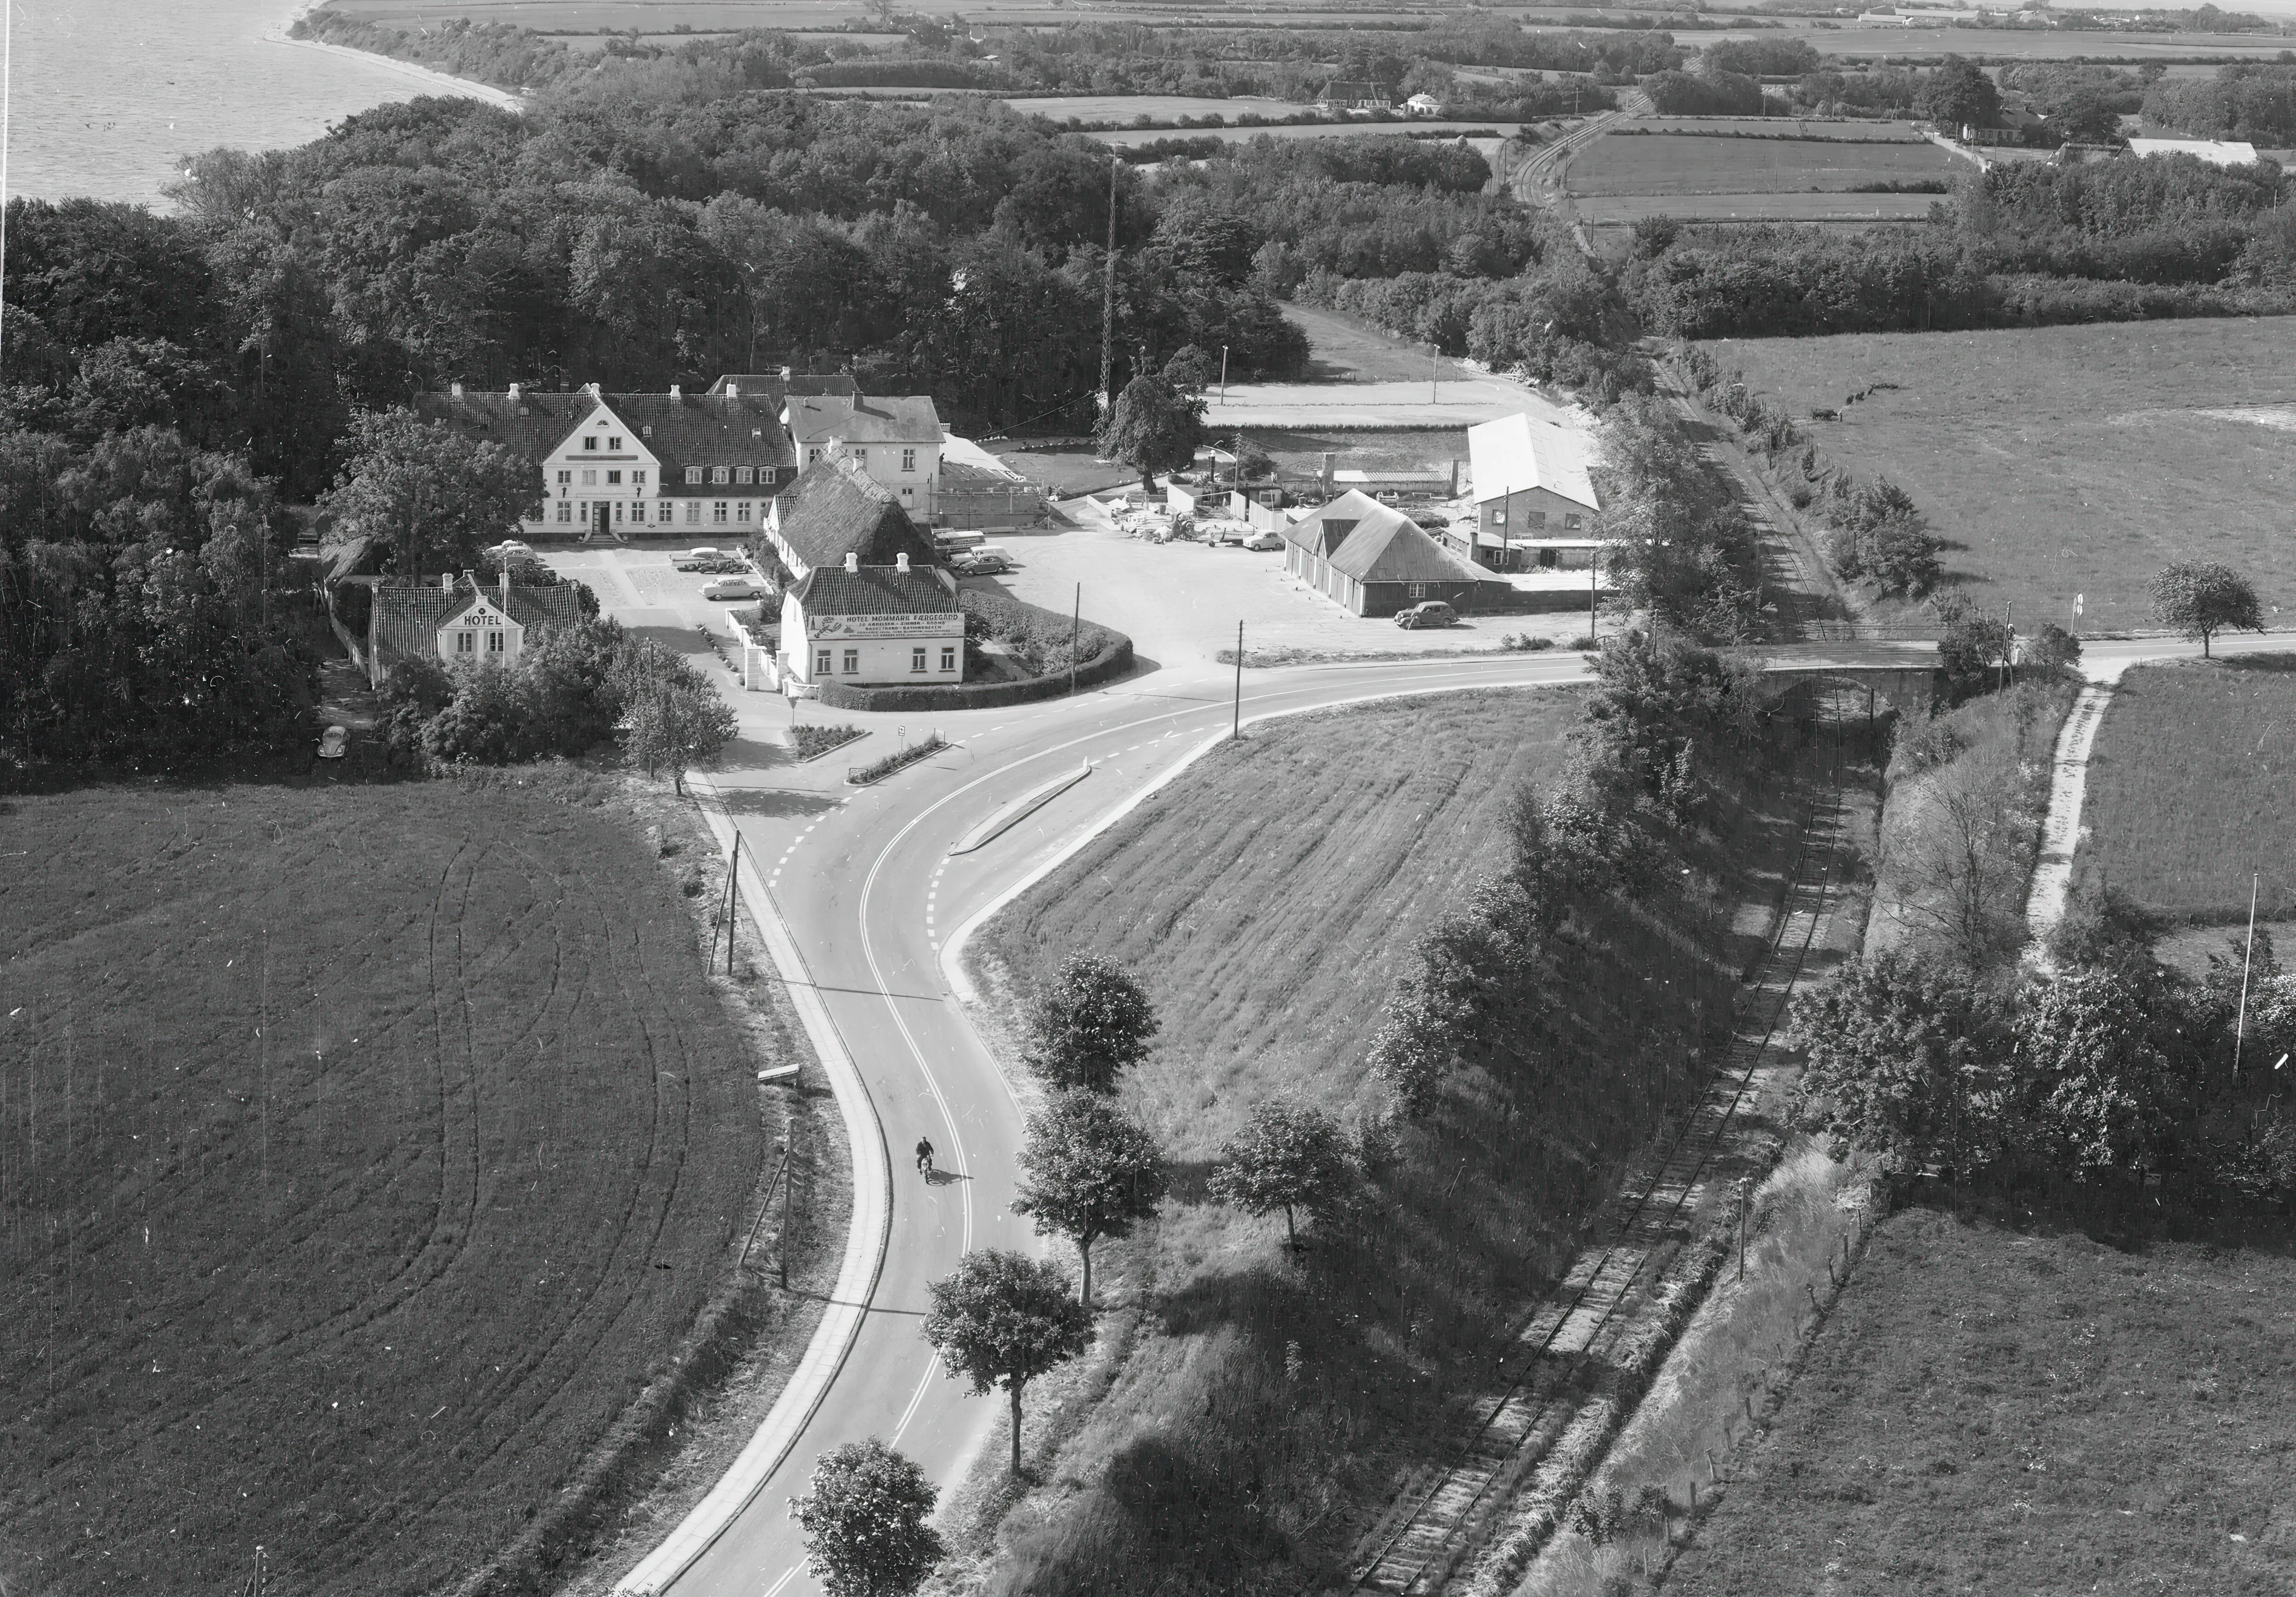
(1625, 153, 2296, 339)
(2144, 63, 2296, 146)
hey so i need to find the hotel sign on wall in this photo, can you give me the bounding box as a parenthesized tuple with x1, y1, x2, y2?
(808, 613, 962, 639)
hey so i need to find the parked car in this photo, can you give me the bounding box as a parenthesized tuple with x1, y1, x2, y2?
(674, 547, 726, 570)
(1394, 600, 1459, 630)
(697, 556, 751, 575)
(953, 550, 1013, 576)
(1240, 529, 1283, 552)
(701, 575, 766, 601)
(485, 539, 537, 562)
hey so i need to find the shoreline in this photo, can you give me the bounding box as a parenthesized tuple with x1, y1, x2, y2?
(262, 1, 524, 113)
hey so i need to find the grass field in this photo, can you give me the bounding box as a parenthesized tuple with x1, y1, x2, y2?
(1713, 319, 2296, 635)
(1665, 1202, 2296, 1597)
(964, 689, 1818, 1593)
(1005, 94, 1309, 122)
(0, 774, 770, 1597)
(2074, 657, 2296, 924)
(1619, 118, 1928, 142)
(1579, 193, 1942, 224)
(1568, 131, 1957, 197)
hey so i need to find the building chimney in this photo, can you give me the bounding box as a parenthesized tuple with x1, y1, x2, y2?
(585, 381, 600, 398)
(669, 383, 680, 398)
(1321, 451, 1337, 485)
(844, 551, 858, 573)
(780, 365, 794, 380)
(440, 571, 453, 593)
(450, 381, 464, 398)
(507, 382, 521, 401)
(725, 381, 739, 399)
(896, 551, 910, 573)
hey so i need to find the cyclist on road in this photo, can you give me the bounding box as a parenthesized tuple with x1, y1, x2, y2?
(915, 1137, 935, 1176)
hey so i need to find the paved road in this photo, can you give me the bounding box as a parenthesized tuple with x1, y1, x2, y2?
(551, 542, 2288, 1596)
(547, 543, 1597, 1597)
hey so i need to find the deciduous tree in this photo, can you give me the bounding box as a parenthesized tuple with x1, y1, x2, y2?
(922, 1250, 1094, 1476)
(1095, 371, 1205, 498)
(1012, 1092, 1167, 1308)
(321, 407, 540, 576)
(2151, 561, 2263, 658)
(793, 1438, 945, 1597)
(1206, 1099, 1355, 1251)
(1022, 955, 1159, 1095)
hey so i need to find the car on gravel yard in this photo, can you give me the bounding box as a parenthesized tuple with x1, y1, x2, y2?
(485, 539, 538, 562)
(1241, 529, 1283, 552)
(674, 547, 726, 570)
(952, 550, 1013, 576)
(701, 575, 766, 601)
(1394, 600, 1459, 630)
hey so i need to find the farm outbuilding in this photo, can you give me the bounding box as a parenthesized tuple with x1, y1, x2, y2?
(1280, 490, 1484, 617)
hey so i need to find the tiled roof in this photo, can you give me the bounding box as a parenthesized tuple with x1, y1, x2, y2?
(415, 390, 795, 496)
(370, 576, 585, 665)
(706, 373, 858, 400)
(1331, 515, 1480, 585)
(1281, 491, 1407, 559)
(1468, 412, 1599, 512)
(785, 395, 944, 446)
(769, 461, 942, 575)
(791, 565, 958, 617)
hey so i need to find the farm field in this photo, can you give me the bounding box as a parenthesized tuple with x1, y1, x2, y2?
(0, 777, 772, 1597)
(1566, 131, 1958, 197)
(1612, 117, 1928, 141)
(1665, 1204, 2296, 1597)
(2074, 657, 2296, 924)
(1094, 119, 1525, 145)
(1004, 93, 1309, 122)
(963, 690, 1810, 1593)
(1694, 22, 2296, 59)
(1712, 318, 2296, 636)
(1578, 193, 1941, 224)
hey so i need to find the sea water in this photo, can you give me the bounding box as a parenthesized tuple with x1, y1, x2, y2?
(4, 0, 510, 209)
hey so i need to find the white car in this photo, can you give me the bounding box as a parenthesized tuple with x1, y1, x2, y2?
(1241, 529, 1283, 552)
(485, 539, 538, 561)
(701, 575, 765, 601)
(673, 547, 726, 571)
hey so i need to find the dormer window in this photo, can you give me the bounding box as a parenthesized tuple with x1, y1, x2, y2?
(641, 425, 652, 438)
(584, 436, 599, 452)
(685, 466, 702, 484)
(712, 466, 729, 484)
(735, 466, 754, 485)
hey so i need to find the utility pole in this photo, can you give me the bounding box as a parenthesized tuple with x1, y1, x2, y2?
(2235, 872, 2260, 1076)
(1099, 154, 1119, 418)
(1232, 621, 1244, 740)
(1430, 343, 1439, 406)
(1589, 549, 1599, 641)
(1069, 583, 1081, 697)
(2001, 599, 2013, 692)
(726, 832, 740, 976)
(1219, 344, 1229, 406)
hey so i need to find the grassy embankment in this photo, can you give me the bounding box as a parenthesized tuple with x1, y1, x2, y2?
(2075, 656, 2296, 926)
(954, 687, 1827, 1595)
(1710, 318, 2296, 635)
(1663, 1203, 2296, 1597)
(1867, 678, 2078, 964)
(0, 772, 829, 1597)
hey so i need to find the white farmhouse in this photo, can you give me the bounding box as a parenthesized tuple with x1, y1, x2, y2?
(765, 461, 964, 688)
(783, 395, 945, 521)
(418, 382, 797, 541)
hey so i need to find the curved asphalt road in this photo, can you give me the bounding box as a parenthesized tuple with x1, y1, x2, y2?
(548, 527, 2287, 1597)
(660, 650, 1599, 1597)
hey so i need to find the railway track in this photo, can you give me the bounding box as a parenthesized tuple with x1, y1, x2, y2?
(1340, 773, 1852, 1596)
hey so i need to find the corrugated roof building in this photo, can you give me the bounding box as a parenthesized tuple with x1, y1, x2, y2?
(1280, 491, 1484, 617)
(1464, 412, 1601, 574)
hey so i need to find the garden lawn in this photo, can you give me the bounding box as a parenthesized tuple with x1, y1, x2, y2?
(1666, 1205, 2296, 1597)
(0, 775, 768, 1597)
(1711, 318, 2296, 634)
(1566, 131, 1955, 196)
(964, 688, 1813, 1595)
(2074, 656, 2296, 923)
